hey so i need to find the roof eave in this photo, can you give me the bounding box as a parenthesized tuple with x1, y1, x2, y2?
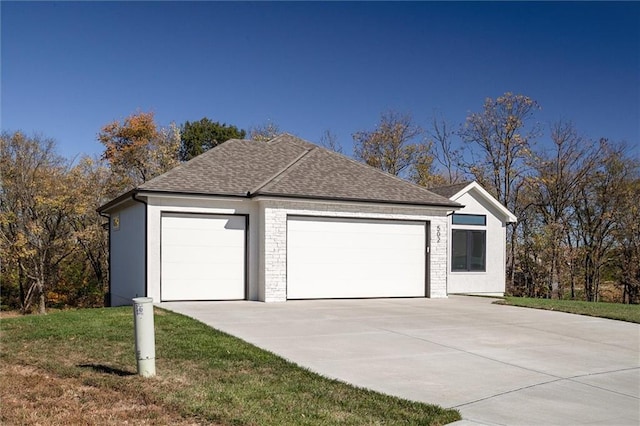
(96, 189, 138, 214)
(97, 189, 251, 213)
(450, 182, 517, 223)
(252, 192, 463, 209)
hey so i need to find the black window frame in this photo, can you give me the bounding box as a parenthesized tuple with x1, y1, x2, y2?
(451, 229, 486, 272)
(452, 214, 486, 226)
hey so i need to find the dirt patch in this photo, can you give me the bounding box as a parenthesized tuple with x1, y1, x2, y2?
(0, 363, 210, 425)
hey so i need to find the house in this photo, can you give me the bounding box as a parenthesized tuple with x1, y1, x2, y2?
(430, 181, 517, 296)
(98, 134, 513, 306)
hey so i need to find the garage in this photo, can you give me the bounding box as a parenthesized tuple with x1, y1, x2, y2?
(100, 135, 460, 305)
(287, 216, 428, 299)
(161, 213, 246, 301)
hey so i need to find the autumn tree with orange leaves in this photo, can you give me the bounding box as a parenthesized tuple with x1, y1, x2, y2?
(98, 111, 179, 195)
(3, 98, 638, 313)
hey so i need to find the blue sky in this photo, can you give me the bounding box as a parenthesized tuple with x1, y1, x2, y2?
(2, 1, 639, 160)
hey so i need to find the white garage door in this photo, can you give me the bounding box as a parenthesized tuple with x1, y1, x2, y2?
(161, 213, 246, 301)
(287, 216, 427, 299)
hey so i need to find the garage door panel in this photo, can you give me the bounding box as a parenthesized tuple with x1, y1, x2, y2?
(162, 247, 244, 264)
(287, 217, 426, 299)
(161, 214, 245, 301)
(163, 279, 242, 301)
(162, 233, 242, 250)
(162, 262, 244, 281)
(163, 226, 246, 238)
(289, 248, 422, 267)
(289, 267, 418, 299)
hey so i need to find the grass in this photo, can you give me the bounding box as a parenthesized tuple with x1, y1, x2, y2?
(496, 297, 640, 323)
(0, 307, 460, 425)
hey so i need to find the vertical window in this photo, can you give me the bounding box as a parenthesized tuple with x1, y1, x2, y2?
(452, 229, 486, 271)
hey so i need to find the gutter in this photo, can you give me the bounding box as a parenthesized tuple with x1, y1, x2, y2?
(250, 192, 463, 209)
(98, 189, 250, 213)
(99, 187, 462, 212)
(97, 189, 137, 213)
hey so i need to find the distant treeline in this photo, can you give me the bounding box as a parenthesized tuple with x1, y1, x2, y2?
(1, 93, 638, 313)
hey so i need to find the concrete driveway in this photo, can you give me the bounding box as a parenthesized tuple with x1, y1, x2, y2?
(160, 296, 640, 425)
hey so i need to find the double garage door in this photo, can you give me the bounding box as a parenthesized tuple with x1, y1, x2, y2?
(287, 216, 427, 299)
(161, 213, 427, 301)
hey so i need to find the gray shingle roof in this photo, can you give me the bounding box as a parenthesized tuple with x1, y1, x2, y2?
(105, 134, 460, 209)
(256, 145, 458, 205)
(137, 134, 313, 196)
(428, 181, 472, 199)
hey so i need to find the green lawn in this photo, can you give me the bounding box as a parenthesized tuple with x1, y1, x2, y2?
(0, 307, 460, 425)
(496, 297, 640, 323)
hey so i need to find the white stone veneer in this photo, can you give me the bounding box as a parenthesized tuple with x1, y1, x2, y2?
(258, 198, 450, 302)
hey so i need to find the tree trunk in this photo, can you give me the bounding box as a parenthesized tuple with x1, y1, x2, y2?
(37, 280, 46, 315)
(36, 259, 47, 315)
(570, 264, 576, 300)
(584, 254, 593, 302)
(18, 263, 27, 313)
(38, 290, 46, 314)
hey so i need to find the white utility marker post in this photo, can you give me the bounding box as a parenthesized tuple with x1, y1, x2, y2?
(132, 297, 156, 377)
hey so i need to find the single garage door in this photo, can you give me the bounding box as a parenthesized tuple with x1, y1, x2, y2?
(287, 216, 427, 299)
(161, 213, 246, 301)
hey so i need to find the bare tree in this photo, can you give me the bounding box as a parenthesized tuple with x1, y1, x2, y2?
(353, 111, 426, 178)
(319, 129, 343, 153)
(571, 140, 636, 302)
(460, 92, 541, 291)
(530, 121, 599, 298)
(410, 141, 448, 188)
(428, 116, 464, 184)
(612, 168, 640, 303)
(248, 121, 281, 142)
(460, 92, 541, 206)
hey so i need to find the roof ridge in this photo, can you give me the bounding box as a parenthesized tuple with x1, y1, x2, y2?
(267, 133, 316, 150)
(248, 146, 315, 195)
(266, 134, 287, 144)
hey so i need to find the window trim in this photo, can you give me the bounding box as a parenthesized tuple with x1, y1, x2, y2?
(451, 229, 486, 272)
(452, 213, 486, 226)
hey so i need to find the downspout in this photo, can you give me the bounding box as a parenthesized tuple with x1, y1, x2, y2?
(98, 211, 111, 307)
(132, 192, 149, 299)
